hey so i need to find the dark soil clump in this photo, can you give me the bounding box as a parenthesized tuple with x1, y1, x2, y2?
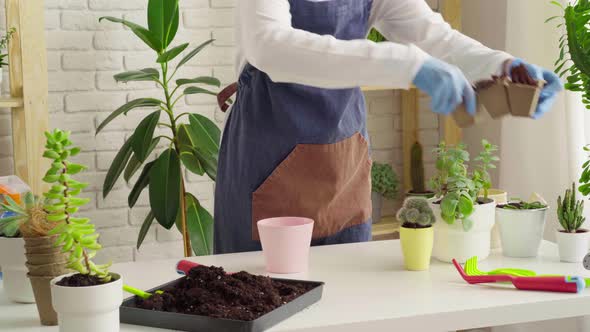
(56, 273, 113, 287)
(136, 265, 315, 321)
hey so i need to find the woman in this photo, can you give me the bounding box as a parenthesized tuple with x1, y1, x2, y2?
(214, 0, 562, 254)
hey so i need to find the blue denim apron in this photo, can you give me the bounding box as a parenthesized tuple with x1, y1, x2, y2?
(214, 0, 374, 254)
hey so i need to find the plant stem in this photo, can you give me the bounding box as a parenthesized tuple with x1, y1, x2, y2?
(160, 61, 192, 257)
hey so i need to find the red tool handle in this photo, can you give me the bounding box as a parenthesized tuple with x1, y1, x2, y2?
(512, 276, 582, 293)
(176, 260, 202, 275)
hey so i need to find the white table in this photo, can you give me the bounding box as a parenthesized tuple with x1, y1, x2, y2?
(2, 240, 590, 332)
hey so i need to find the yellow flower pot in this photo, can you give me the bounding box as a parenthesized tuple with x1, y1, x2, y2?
(400, 226, 434, 271)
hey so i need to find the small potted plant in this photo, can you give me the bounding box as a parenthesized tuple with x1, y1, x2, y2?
(496, 198, 548, 258)
(0, 175, 35, 303)
(371, 162, 399, 223)
(556, 183, 588, 263)
(429, 140, 498, 263)
(41, 129, 121, 332)
(0, 27, 15, 89)
(397, 197, 436, 271)
(406, 142, 435, 199)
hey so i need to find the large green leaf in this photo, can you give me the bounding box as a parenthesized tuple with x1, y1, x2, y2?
(114, 68, 159, 83)
(176, 39, 215, 69)
(184, 86, 218, 97)
(187, 114, 221, 155)
(124, 138, 160, 183)
(96, 98, 162, 134)
(103, 137, 133, 198)
(157, 43, 189, 63)
(132, 111, 161, 162)
(149, 149, 180, 229)
(180, 150, 204, 175)
(194, 148, 217, 181)
(129, 161, 155, 208)
(99, 16, 162, 52)
(176, 76, 221, 87)
(137, 210, 155, 249)
(147, 0, 179, 49)
(185, 193, 214, 256)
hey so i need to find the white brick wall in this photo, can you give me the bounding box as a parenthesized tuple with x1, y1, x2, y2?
(0, 0, 440, 262)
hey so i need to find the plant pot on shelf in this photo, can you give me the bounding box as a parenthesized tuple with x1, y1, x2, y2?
(406, 190, 435, 199)
(430, 199, 496, 263)
(24, 235, 70, 326)
(51, 273, 123, 332)
(496, 205, 548, 258)
(400, 226, 433, 271)
(0, 236, 35, 303)
(483, 189, 508, 250)
(556, 230, 590, 263)
(371, 192, 382, 223)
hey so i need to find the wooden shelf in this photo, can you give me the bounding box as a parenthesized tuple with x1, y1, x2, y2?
(372, 216, 400, 241)
(0, 96, 24, 108)
(361, 86, 391, 92)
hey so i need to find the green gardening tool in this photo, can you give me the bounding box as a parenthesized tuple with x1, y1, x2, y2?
(464, 256, 590, 287)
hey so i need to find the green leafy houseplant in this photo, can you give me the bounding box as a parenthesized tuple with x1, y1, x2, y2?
(579, 145, 590, 197)
(397, 197, 436, 229)
(367, 28, 387, 43)
(499, 201, 548, 210)
(0, 27, 15, 68)
(98, 0, 220, 257)
(429, 140, 499, 231)
(371, 163, 399, 200)
(557, 182, 586, 233)
(42, 129, 111, 282)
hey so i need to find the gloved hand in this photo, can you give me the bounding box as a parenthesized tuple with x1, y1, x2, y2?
(413, 57, 476, 116)
(508, 58, 563, 119)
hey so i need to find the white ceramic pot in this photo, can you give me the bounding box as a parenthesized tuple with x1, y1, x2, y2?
(51, 273, 123, 332)
(431, 199, 496, 263)
(556, 230, 590, 263)
(0, 237, 35, 303)
(485, 189, 508, 249)
(496, 206, 547, 258)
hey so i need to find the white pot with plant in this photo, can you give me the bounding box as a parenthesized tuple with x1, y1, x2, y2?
(555, 183, 589, 263)
(496, 198, 548, 258)
(0, 175, 35, 303)
(371, 162, 399, 224)
(429, 140, 498, 263)
(397, 197, 436, 271)
(40, 129, 122, 332)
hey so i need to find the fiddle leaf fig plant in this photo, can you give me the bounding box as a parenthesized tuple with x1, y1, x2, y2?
(99, 0, 219, 257)
(43, 129, 112, 282)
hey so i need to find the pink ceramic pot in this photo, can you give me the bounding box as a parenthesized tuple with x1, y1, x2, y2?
(257, 217, 314, 274)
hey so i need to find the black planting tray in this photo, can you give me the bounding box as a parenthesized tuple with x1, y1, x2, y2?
(120, 276, 324, 332)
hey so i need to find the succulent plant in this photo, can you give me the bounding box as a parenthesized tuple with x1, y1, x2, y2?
(43, 129, 111, 282)
(397, 197, 436, 228)
(410, 142, 426, 193)
(0, 192, 51, 238)
(371, 162, 399, 200)
(557, 182, 586, 233)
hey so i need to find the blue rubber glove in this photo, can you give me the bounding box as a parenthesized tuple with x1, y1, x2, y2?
(509, 58, 563, 119)
(413, 57, 476, 116)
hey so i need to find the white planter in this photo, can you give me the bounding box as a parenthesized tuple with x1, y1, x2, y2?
(556, 230, 590, 263)
(0, 237, 35, 303)
(431, 200, 496, 263)
(51, 273, 123, 332)
(486, 189, 508, 249)
(496, 206, 547, 258)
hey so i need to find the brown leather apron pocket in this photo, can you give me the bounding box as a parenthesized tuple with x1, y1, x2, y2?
(252, 133, 372, 240)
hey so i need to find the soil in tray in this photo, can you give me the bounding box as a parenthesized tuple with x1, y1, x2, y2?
(56, 273, 114, 287)
(136, 265, 316, 321)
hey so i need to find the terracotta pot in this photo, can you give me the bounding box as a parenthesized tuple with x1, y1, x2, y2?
(507, 81, 543, 118)
(29, 274, 58, 326)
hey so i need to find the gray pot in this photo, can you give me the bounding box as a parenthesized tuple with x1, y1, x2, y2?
(371, 192, 382, 224)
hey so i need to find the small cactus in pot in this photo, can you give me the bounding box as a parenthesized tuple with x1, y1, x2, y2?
(397, 197, 436, 271)
(555, 183, 588, 262)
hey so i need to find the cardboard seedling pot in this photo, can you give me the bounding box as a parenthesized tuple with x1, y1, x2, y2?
(24, 235, 59, 248)
(28, 274, 58, 326)
(452, 102, 485, 128)
(25, 252, 67, 265)
(507, 81, 543, 118)
(26, 262, 69, 277)
(478, 79, 511, 119)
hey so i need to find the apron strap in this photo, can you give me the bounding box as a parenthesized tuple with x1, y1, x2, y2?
(217, 82, 238, 112)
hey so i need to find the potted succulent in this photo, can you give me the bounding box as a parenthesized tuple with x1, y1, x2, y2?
(397, 197, 436, 271)
(556, 183, 588, 263)
(0, 175, 35, 303)
(496, 199, 548, 258)
(39, 129, 121, 332)
(429, 140, 498, 263)
(371, 162, 399, 223)
(406, 142, 435, 199)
